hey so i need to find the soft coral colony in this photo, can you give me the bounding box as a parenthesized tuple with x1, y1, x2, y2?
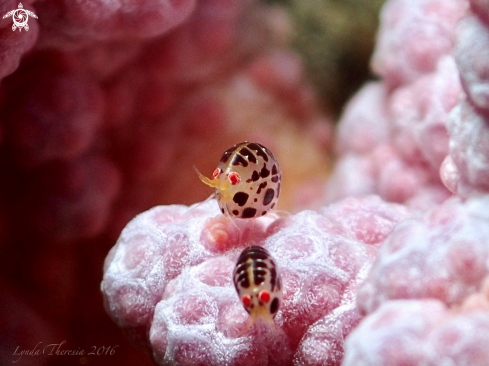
(1, 0, 489, 365)
(103, 0, 489, 364)
(0, 0, 330, 364)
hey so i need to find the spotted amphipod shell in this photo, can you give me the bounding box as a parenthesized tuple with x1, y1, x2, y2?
(233, 245, 282, 323)
(196, 142, 281, 218)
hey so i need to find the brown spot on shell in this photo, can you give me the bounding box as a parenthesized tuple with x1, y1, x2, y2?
(257, 181, 267, 194)
(241, 207, 257, 218)
(270, 298, 280, 314)
(247, 143, 270, 162)
(233, 192, 249, 207)
(263, 188, 275, 206)
(239, 147, 257, 164)
(260, 164, 270, 178)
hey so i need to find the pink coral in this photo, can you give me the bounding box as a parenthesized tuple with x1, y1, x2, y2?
(2, 0, 489, 363)
(99, 0, 489, 363)
(371, 0, 467, 88)
(328, 0, 466, 210)
(0, 1, 331, 365)
(454, 14, 489, 110)
(357, 195, 489, 315)
(331, 0, 489, 363)
(293, 303, 362, 366)
(320, 0, 489, 363)
(440, 11, 489, 197)
(335, 82, 390, 155)
(102, 196, 411, 364)
(36, 0, 198, 49)
(442, 96, 489, 196)
(343, 297, 489, 366)
(0, 0, 329, 244)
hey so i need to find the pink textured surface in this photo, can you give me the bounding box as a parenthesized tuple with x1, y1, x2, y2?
(325, 0, 489, 364)
(2, 0, 489, 363)
(327, 0, 466, 209)
(440, 9, 489, 198)
(357, 195, 489, 314)
(389, 56, 459, 171)
(371, 0, 467, 88)
(0, 0, 328, 243)
(454, 15, 489, 110)
(102, 196, 412, 364)
(442, 96, 489, 196)
(343, 295, 489, 366)
(36, 0, 198, 49)
(293, 303, 361, 366)
(335, 82, 390, 155)
(0, 0, 331, 365)
(328, 55, 458, 206)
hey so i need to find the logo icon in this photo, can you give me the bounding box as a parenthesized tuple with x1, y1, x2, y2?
(3, 3, 38, 32)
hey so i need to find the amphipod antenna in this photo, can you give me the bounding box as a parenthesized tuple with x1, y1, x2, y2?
(193, 166, 219, 188)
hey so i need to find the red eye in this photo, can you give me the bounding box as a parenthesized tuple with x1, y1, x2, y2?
(212, 168, 221, 179)
(228, 172, 241, 185)
(242, 294, 252, 307)
(259, 290, 270, 304)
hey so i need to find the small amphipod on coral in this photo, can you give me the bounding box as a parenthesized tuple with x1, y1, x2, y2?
(233, 245, 282, 331)
(102, 195, 412, 365)
(195, 142, 281, 218)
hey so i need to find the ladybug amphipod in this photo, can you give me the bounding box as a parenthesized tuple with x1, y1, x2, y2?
(195, 142, 281, 218)
(233, 245, 282, 326)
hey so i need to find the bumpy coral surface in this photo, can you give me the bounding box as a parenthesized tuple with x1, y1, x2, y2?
(440, 9, 489, 197)
(344, 279, 489, 366)
(3, 0, 489, 364)
(371, 0, 467, 88)
(103, 0, 488, 362)
(0, 0, 333, 365)
(327, 0, 468, 210)
(357, 195, 489, 314)
(1, 0, 330, 243)
(330, 0, 489, 363)
(102, 196, 412, 365)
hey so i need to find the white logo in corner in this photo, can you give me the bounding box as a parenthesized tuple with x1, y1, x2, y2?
(3, 3, 38, 32)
